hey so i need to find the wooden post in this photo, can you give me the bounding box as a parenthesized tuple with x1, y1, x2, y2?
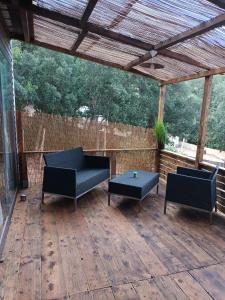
(195, 75, 213, 168)
(156, 84, 166, 172)
(16, 111, 28, 188)
(158, 84, 166, 121)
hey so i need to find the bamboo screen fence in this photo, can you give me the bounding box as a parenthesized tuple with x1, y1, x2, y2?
(19, 111, 157, 186)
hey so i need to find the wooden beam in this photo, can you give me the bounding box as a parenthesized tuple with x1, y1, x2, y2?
(155, 13, 225, 50)
(206, 0, 225, 10)
(84, 0, 138, 53)
(71, 0, 98, 53)
(195, 76, 213, 168)
(125, 49, 210, 71)
(0, 8, 10, 36)
(124, 52, 153, 70)
(80, 0, 98, 28)
(19, 7, 34, 42)
(125, 13, 225, 70)
(31, 39, 160, 82)
(158, 49, 210, 70)
(24, 4, 153, 51)
(109, 0, 138, 28)
(162, 67, 225, 84)
(158, 85, 166, 121)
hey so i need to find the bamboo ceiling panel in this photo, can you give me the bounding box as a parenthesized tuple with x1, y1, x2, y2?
(34, 15, 79, 49)
(78, 33, 146, 66)
(34, 0, 89, 19)
(78, 35, 139, 66)
(169, 27, 225, 68)
(89, 0, 225, 44)
(3, 0, 225, 82)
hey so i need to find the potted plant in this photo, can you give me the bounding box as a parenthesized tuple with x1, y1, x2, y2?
(154, 120, 167, 149)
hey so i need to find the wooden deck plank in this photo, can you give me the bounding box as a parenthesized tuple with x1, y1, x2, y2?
(70, 287, 115, 300)
(68, 208, 110, 291)
(143, 197, 216, 266)
(164, 201, 225, 262)
(112, 283, 139, 300)
(41, 209, 67, 299)
(153, 276, 189, 300)
(54, 206, 89, 295)
(0, 198, 28, 300)
(170, 272, 213, 300)
(80, 192, 150, 285)
(132, 279, 165, 300)
(99, 191, 168, 277)
(16, 198, 42, 300)
(1, 184, 225, 299)
(118, 200, 188, 273)
(190, 264, 225, 300)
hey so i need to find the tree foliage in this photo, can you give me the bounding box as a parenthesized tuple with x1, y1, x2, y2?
(12, 40, 225, 150)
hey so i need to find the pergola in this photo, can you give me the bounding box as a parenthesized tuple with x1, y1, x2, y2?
(1, 0, 225, 166)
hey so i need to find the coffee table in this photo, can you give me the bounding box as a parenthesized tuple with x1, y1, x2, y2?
(108, 170, 159, 209)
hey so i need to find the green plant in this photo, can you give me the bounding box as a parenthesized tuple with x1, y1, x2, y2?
(154, 120, 167, 147)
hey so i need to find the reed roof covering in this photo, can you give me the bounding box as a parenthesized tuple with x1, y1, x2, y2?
(1, 0, 225, 83)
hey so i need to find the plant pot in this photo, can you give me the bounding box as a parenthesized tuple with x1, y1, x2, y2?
(158, 143, 165, 150)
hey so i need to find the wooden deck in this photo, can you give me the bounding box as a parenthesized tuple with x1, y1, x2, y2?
(1, 183, 225, 300)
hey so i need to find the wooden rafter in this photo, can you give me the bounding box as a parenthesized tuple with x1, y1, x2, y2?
(19, 7, 34, 42)
(125, 48, 210, 71)
(71, 0, 98, 53)
(23, 4, 153, 51)
(163, 67, 225, 84)
(32, 39, 161, 82)
(158, 49, 210, 70)
(85, 0, 138, 54)
(125, 13, 225, 70)
(108, 0, 138, 28)
(155, 13, 225, 50)
(0, 8, 9, 36)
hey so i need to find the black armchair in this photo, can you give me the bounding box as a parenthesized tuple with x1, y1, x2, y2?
(164, 166, 218, 223)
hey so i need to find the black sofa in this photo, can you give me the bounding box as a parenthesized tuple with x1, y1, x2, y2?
(41, 147, 110, 210)
(165, 166, 218, 223)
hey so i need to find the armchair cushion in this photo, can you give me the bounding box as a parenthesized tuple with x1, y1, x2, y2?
(177, 167, 211, 179)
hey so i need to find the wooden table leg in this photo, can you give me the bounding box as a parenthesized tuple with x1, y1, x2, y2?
(108, 193, 111, 206)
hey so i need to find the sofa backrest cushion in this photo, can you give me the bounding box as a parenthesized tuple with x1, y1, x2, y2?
(44, 147, 85, 170)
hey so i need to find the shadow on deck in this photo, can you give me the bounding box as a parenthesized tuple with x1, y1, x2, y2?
(1, 183, 225, 299)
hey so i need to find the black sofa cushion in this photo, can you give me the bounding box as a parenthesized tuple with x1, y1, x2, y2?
(44, 147, 85, 170)
(76, 168, 109, 196)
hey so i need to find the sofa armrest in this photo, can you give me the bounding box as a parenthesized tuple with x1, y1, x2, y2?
(42, 166, 76, 198)
(177, 167, 211, 179)
(166, 173, 213, 210)
(85, 155, 110, 169)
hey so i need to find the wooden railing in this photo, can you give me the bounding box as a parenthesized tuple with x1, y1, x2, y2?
(159, 149, 225, 214)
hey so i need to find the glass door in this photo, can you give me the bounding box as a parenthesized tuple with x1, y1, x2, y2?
(0, 42, 18, 236)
